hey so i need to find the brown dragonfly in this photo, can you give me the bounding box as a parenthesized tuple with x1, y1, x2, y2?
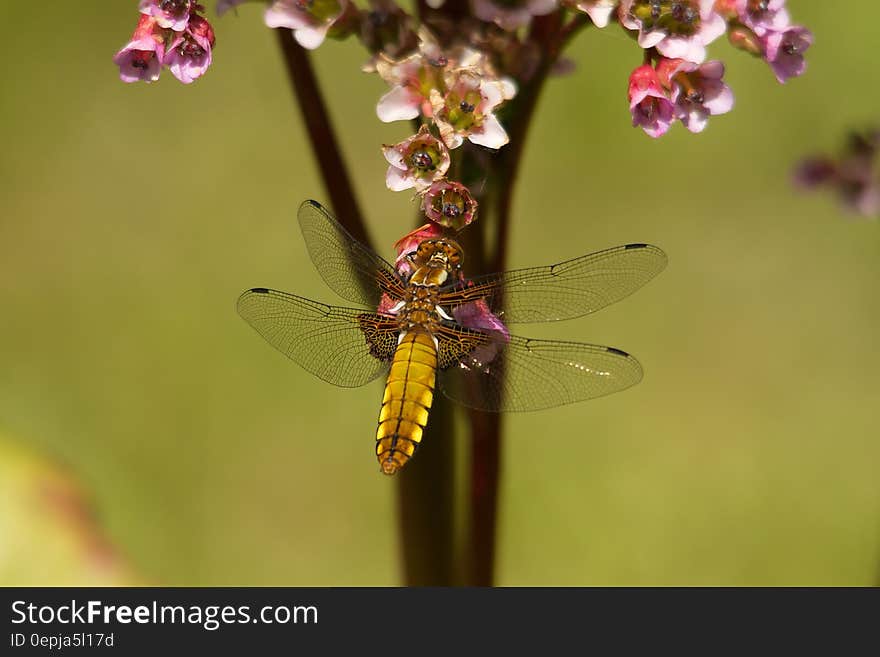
(237, 200, 666, 475)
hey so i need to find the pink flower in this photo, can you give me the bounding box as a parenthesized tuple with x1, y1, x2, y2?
(373, 30, 516, 127)
(431, 71, 513, 149)
(471, 0, 558, 31)
(264, 0, 348, 50)
(792, 157, 837, 190)
(572, 0, 618, 28)
(375, 51, 441, 122)
(452, 298, 510, 366)
(164, 14, 215, 84)
(628, 64, 675, 138)
(851, 185, 880, 216)
(382, 125, 451, 192)
(113, 15, 167, 84)
(421, 181, 478, 230)
(392, 223, 444, 274)
(139, 0, 196, 32)
(793, 130, 880, 218)
(762, 25, 812, 84)
(657, 58, 733, 133)
(620, 0, 726, 63)
(734, 0, 790, 36)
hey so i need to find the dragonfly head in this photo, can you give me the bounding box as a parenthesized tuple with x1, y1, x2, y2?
(413, 238, 464, 273)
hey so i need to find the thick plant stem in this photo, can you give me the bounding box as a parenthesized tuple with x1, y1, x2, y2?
(464, 12, 578, 586)
(455, 176, 499, 586)
(275, 30, 370, 245)
(395, 395, 457, 585)
(466, 405, 504, 586)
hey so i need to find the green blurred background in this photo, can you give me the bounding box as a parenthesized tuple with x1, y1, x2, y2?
(1, 2, 878, 585)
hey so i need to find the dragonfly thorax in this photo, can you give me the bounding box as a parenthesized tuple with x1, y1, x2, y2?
(407, 238, 463, 288)
(412, 238, 463, 270)
(397, 280, 443, 330)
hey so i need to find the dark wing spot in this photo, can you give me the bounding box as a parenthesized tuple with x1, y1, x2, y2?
(624, 243, 648, 250)
(305, 199, 322, 210)
(606, 347, 630, 357)
(251, 287, 270, 294)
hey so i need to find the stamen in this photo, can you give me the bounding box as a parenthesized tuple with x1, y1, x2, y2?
(670, 2, 697, 24)
(160, 0, 190, 15)
(686, 89, 704, 104)
(409, 149, 434, 170)
(131, 51, 153, 70)
(179, 39, 205, 57)
(442, 203, 462, 218)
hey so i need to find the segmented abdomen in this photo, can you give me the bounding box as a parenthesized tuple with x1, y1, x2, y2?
(376, 330, 436, 475)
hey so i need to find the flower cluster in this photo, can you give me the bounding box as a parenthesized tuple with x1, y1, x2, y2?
(113, 0, 816, 235)
(374, 31, 518, 235)
(794, 129, 880, 219)
(622, 0, 812, 137)
(114, 1, 216, 84)
(114, 0, 815, 158)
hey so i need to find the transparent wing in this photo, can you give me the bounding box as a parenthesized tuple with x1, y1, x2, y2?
(237, 287, 397, 388)
(435, 325, 643, 412)
(298, 200, 405, 307)
(439, 243, 667, 323)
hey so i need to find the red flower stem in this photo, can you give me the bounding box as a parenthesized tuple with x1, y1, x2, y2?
(275, 30, 371, 246)
(465, 12, 589, 586)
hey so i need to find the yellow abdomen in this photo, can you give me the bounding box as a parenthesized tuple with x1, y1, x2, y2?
(376, 330, 436, 475)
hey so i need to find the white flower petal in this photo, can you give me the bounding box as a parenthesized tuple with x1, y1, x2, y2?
(264, 2, 309, 29)
(637, 30, 666, 49)
(703, 84, 734, 115)
(658, 36, 706, 63)
(459, 47, 486, 68)
(499, 77, 517, 100)
(377, 86, 421, 122)
(583, 3, 615, 28)
(382, 144, 405, 167)
(469, 114, 509, 149)
(442, 130, 464, 150)
(294, 24, 330, 50)
(480, 80, 505, 110)
(386, 166, 414, 191)
(700, 13, 727, 46)
(682, 108, 709, 133)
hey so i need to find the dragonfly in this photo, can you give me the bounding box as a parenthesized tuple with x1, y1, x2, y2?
(237, 200, 667, 475)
